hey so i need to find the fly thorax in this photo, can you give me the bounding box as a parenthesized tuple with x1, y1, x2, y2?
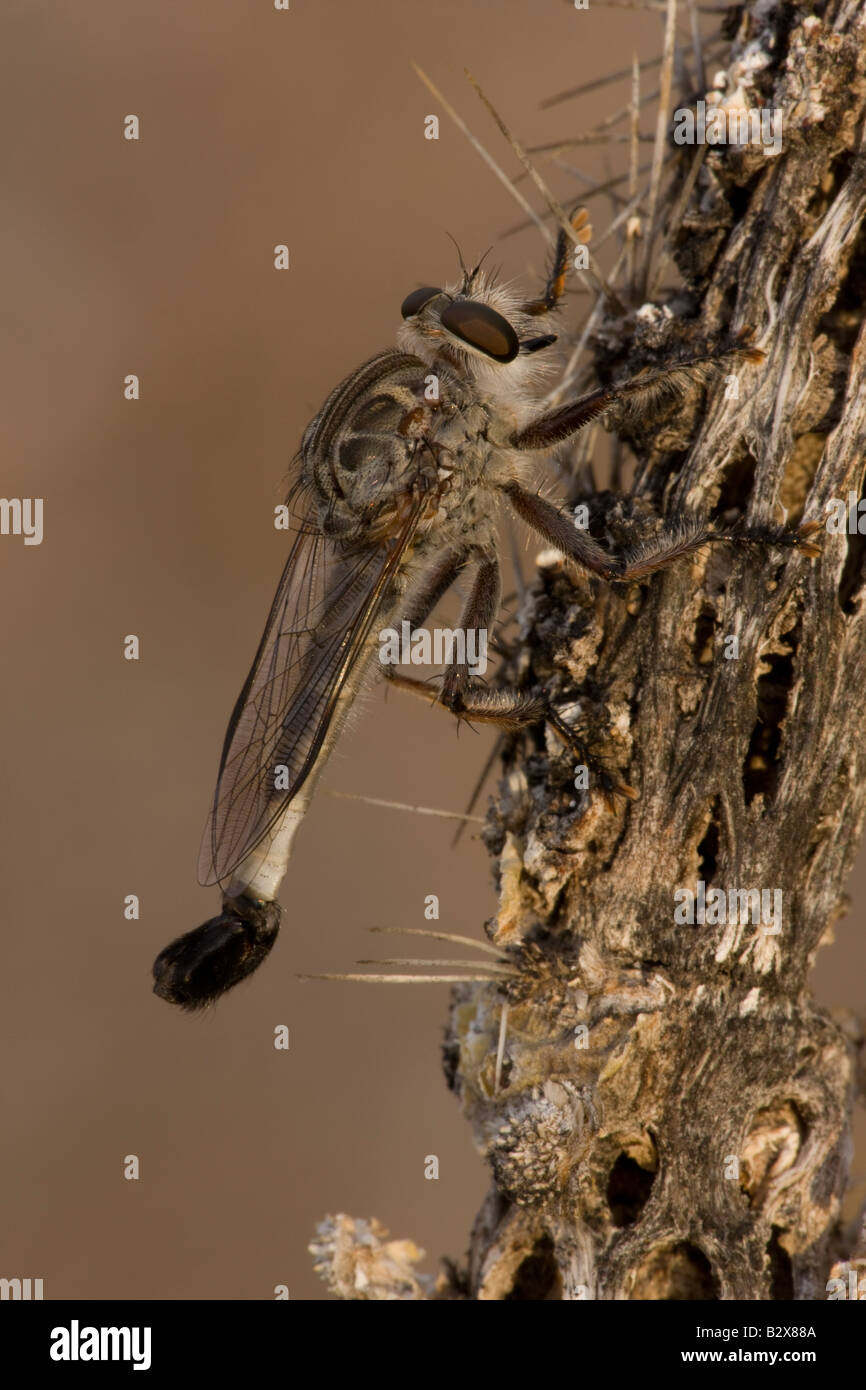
(300, 351, 444, 543)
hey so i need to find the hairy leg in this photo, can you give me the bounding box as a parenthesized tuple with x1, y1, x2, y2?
(509, 342, 763, 451)
(502, 481, 821, 582)
(388, 547, 635, 798)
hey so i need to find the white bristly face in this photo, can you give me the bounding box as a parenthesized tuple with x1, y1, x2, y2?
(396, 268, 561, 427)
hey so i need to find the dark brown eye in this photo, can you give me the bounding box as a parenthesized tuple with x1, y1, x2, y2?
(440, 301, 519, 362)
(400, 287, 442, 319)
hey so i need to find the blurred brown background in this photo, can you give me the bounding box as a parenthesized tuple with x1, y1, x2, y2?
(1, 0, 862, 1301)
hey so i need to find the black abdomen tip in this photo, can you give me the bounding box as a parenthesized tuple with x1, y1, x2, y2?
(152, 896, 282, 1010)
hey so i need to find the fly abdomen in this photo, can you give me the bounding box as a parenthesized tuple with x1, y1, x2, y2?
(152, 895, 282, 1010)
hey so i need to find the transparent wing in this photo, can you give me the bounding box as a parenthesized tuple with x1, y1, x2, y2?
(198, 484, 426, 886)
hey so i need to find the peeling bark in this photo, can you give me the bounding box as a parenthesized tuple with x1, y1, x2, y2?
(312, 0, 866, 1301)
(444, 0, 866, 1302)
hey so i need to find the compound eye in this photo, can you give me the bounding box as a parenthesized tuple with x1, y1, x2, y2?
(440, 301, 519, 362)
(400, 286, 442, 319)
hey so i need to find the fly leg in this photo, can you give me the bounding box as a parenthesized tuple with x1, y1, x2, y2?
(401, 546, 471, 626)
(438, 550, 500, 715)
(380, 546, 470, 703)
(501, 482, 821, 582)
(508, 342, 766, 452)
(437, 679, 636, 802)
(520, 206, 592, 317)
(397, 547, 636, 800)
(610, 517, 822, 580)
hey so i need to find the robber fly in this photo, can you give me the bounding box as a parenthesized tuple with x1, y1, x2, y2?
(152, 209, 818, 1009)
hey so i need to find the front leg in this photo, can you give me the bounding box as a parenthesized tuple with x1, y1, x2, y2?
(508, 342, 764, 451)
